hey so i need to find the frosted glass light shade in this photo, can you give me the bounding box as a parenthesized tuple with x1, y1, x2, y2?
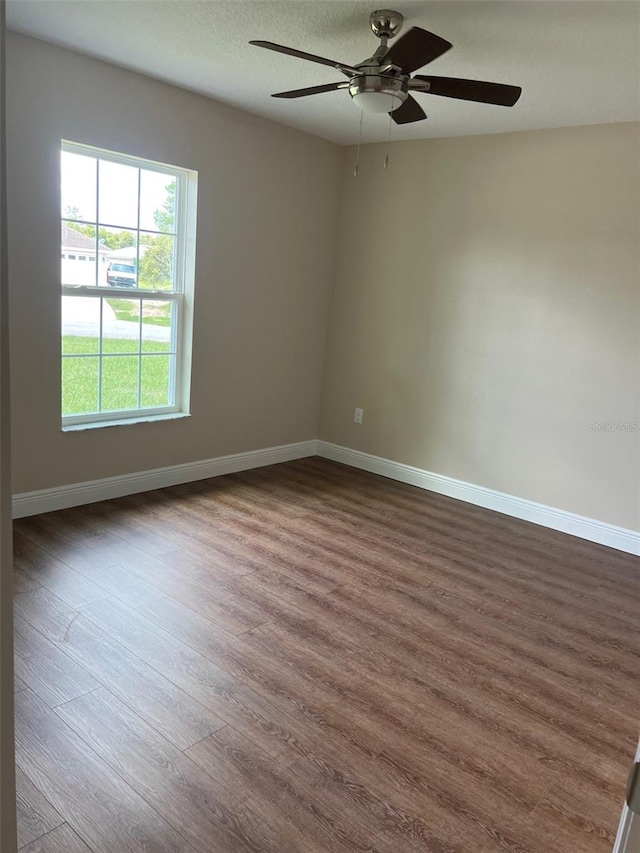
(351, 91, 403, 114)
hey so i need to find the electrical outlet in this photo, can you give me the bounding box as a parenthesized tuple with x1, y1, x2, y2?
(354, 407, 363, 424)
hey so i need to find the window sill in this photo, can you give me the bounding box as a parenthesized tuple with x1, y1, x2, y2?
(62, 412, 191, 432)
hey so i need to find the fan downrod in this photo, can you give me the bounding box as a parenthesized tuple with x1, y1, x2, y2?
(369, 10, 404, 41)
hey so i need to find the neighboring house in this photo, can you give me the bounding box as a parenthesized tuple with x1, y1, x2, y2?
(61, 222, 111, 286)
(106, 244, 149, 263)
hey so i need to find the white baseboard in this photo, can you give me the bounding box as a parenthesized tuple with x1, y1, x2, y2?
(12, 440, 318, 519)
(316, 441, 640, 557)
(12, 437, 639, 557)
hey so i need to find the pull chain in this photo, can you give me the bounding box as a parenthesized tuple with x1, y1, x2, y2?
(384, 112, 392, 169)
(354, 110, 364, 177)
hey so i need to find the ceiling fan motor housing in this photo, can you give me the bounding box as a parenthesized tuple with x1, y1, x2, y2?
(351, 12, 408, 115)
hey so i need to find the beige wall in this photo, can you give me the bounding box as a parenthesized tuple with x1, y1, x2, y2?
(320, 124, 640, 531)
(6, 32, 342, 494)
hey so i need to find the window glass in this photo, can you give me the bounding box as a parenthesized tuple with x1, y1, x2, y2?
(61, 151, 97, 221)
(98, 159, 139, 228)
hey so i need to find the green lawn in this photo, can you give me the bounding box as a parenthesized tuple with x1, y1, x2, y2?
(106, 298, 172, 326)
(62, 336, 172, 416)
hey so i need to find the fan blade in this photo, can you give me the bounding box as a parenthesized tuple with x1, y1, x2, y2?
(411, 75, 522, 106)
(272, 82, 348, 99)
(249, 40, 360, 76)
(381, 27, 452, 74)
(391, 95, 427, 125)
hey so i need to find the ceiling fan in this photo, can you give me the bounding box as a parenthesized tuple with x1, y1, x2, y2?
(250, 9, 522, 124)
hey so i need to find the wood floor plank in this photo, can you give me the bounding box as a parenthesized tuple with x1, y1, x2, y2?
(16, 521, 164, 608)
(138, 584, 626, 817)
(290, 733, 607, 853)
(291, 506, 637, 638)
(92, 534, 276, 633)
(19, 823, 92, 853)
(83, 529, 257, 586)
(243, 589, 627, 798)
(81, 536, 270, 634)
(62, 502, 181, 557)
(521, 780, 618, 850)
(287, 458, 637, 587)
(76, 496, 194, 554)
(321, 582, 633, 749)
(347, 568, 638, 705)
(15, 689, 195, 852)
(287, 748, 465, 853)
(273, 463, 640, 616)
(13, 614, 100, 708)
(234, 557, 630, 759)
(78, 596, 239, 697)
(13, 531, 108, 608)
(186, 725, 398, 853)
(155, 570, 271, 634)
(13, 562, 43, 595)
(80, 596, 323, 765)
(14, 585, 225, 749)
(15, 587, 84, 643)
(12, 457, 638, 853)
(16, 764, 64, 848)
(20, 556, 106, 610)
(56, 687, 320, 853)
(64, 615, 225, 750)
(137, 595, 383, 766)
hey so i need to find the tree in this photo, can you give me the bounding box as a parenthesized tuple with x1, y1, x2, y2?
(102, 230, 136, 250)
(136, 180, 176, 289)
(64, 205, 83, 220)
(153, 181, 176, 232)
(65, 221, 135, 250)
(139, 235, 173, 290)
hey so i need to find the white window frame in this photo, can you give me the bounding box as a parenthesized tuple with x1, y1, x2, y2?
(61, 140, 197, 430)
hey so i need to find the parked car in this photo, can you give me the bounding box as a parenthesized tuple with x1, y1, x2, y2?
(107, 262, 136, 287)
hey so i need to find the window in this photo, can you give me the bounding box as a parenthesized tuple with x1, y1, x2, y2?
(60, 141, 197, 428)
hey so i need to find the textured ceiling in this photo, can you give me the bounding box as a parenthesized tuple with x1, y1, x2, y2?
(7, 0, 640, 145)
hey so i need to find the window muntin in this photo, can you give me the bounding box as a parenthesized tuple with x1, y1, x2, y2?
(60, 141, 195, 427)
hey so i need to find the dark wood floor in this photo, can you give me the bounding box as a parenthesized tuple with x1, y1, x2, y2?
(12, 457, 640, 852)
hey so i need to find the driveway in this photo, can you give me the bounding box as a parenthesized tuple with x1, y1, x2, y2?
(62, 296, 171, 343)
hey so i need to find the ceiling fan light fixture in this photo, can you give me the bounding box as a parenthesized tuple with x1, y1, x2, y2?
(349, 73, 407, 114)
(351, 90, 404, 113)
